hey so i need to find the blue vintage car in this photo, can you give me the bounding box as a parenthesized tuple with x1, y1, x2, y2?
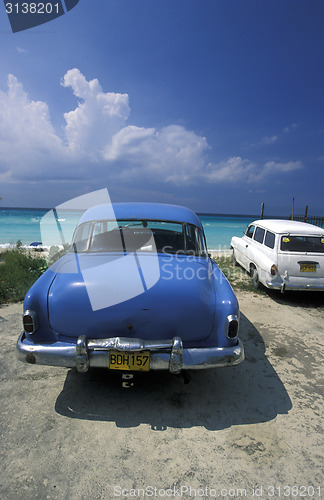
(17, 203, 244, 377)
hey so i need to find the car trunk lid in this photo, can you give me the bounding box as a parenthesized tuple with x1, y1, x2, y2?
(48, 253, 215, 342)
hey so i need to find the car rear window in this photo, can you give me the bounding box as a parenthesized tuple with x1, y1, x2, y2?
(264, 231, 275, 249)
(71, 219, 207, 256)
(253, 227, 265, 244)
(280, 235, 324, 253)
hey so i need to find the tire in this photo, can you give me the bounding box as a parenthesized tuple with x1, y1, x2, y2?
(251, 266, 260, 289)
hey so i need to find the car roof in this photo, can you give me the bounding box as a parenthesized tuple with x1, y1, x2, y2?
(78, 202, 203, 230)
(250, 219, 324, 235)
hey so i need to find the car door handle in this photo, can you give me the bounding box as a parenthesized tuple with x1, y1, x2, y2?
(245, 244, 248, 248)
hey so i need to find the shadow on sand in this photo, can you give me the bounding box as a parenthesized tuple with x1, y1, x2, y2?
(266, 288, 324, 309)
(55, 313, 292, 430)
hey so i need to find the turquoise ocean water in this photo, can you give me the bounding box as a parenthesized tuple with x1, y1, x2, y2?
(199, 213, 256, 249)
(0, 207, 257, 250)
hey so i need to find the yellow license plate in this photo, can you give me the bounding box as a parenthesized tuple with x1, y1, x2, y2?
(300, 263, 316, 272)
(109, 351, 150, 371)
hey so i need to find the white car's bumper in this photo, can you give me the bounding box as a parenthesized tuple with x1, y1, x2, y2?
(266, 278, 324, 292)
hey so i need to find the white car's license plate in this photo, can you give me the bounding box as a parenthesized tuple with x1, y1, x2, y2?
(300, 263, 316, 272)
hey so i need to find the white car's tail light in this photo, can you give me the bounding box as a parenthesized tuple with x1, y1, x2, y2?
(271, 264, 278, 276)
(23, 310, 38, 334)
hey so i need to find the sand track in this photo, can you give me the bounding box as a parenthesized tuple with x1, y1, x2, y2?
(0, 291, 323, 499)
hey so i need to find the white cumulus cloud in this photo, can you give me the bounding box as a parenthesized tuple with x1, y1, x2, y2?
(0, 68, 303, 188)
(202, 157, 302, 184)
(104, 124, 208, 182)
(0, 74, 64, 178)
(61, 68, 130, 159)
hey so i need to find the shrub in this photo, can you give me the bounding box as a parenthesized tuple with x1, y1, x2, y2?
(47, 244, 69, 267)
(0, 250, 47, 304)
(212, 255, 264, 293)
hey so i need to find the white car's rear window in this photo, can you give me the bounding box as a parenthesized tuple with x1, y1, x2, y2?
(280, 235, 324, 253)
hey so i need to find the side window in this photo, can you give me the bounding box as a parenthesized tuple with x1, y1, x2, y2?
(245, 225, 255, 239)
(72, 222, 92, 252)
(92, 221, 108, 236)
(253, 227, 265, 244)
(264, 231, 275, 249)
(195, 227, 207, 255)
(185, 224, 196, 252)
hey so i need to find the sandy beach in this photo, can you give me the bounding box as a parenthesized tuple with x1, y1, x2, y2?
(1, 289, 323, 499)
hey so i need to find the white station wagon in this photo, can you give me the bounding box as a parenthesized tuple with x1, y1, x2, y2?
(231, 219, 324, 292)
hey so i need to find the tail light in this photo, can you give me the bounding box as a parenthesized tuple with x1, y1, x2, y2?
(226, 314, 239, 339)
(23, 310, 38, 334)
(271, 264, 278, 276)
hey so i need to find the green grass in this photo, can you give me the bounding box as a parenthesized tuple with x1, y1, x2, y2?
(212, 255, 265, 293)
(0, 249, 262, 306)
(0, 250, 47, 305)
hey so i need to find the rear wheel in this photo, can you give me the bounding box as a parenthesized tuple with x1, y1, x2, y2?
(250, 266, 260, 289)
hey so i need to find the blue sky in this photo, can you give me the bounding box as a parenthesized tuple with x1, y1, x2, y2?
(0, 0, 323, 215)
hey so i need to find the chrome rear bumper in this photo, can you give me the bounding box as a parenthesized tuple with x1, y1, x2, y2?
(17, 333, 244, 374)
(266, 281, 324, 292)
